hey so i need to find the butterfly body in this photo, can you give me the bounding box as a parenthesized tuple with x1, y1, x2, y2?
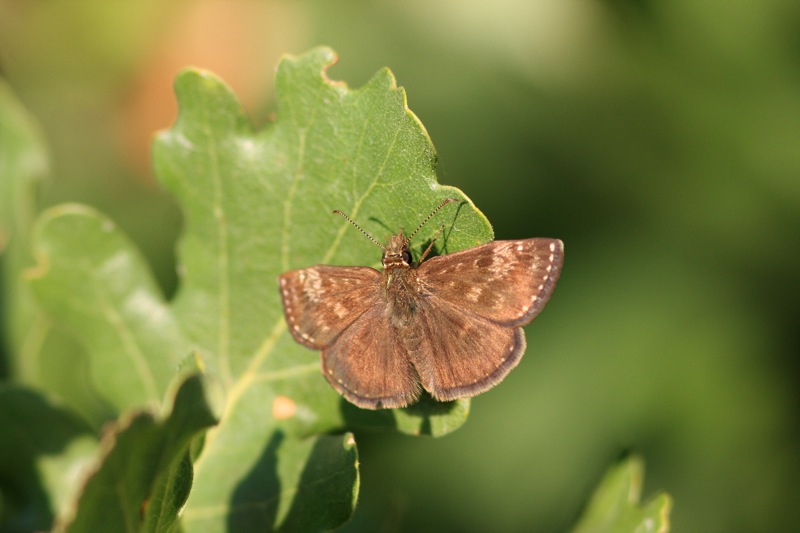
(280, 224, 563, 410)
(382, 234, 433, 328)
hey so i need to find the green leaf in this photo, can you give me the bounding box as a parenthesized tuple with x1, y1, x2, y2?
(0, 79, 111, 424)
(142, 450, 193, 533)
(17, 46, 489, 531)
(55, 373, 220, 533)
(197, 432, 359, 533)
(27, 204, 192, 412)
(0, 385, 96, 532)
(0, 79, 46, 251)
(148, 47, 489, 528)
(571, 455, 672, 533)
(0, 76, 42, 393)
(340, 395, 470, 437)
(0, 77, 46, 376)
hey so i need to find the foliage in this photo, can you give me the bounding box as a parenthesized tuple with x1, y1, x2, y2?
(0, 48, 503, 532)
(5, 3, 800, 530)
(571, 456, 670, 533)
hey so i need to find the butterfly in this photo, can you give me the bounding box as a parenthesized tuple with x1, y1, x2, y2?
(279, 199, 563, 409)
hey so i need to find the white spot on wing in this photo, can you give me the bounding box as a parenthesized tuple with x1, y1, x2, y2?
(466, 286, 483, 302)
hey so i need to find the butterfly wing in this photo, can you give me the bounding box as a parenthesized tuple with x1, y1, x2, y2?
(405, 238, 563, 400)
(279, 265, 381, 349)
(405, 298, 526, 401)
(280, 265, 420, 409)
(419, 238, 563, 327)
(322, 304, 421, 409)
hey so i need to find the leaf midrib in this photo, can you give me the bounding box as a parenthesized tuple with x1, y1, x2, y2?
(204, 117, 232, 387)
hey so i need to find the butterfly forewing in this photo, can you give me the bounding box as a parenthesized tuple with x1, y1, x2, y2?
(406, 299, 526, 401)
(279, 266, 380, 349)
(322, 303, 421, 409)
(419, 239, 563, 327)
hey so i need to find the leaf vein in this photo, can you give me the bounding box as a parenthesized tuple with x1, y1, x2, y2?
(322, 123, 402, 264)
(203, 119, 232, 386)
(100, 298, 159, 401)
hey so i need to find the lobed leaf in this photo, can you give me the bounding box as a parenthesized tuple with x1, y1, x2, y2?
(12, 46, 491, 531)
(27, 205, 191, 412)
(55, 373, 220, 533)
(571, 455, 672, 533)
(0, 79, 110, 425)
(152, 47, 490, 528)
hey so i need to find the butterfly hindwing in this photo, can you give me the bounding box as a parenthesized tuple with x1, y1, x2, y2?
(405, 298, 526, 401)
(322, 304, 421, 409)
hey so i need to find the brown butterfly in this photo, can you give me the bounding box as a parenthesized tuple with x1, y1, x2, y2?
(279, 199, 563, 409)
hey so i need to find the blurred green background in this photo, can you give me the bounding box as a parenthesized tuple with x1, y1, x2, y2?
(1, 1, 799, 531)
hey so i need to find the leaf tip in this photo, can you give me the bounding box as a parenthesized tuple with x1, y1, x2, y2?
(277, 46, 350, 95)
(25, 203, 107, 281)
(314, 47, 346, 88)
(173, 66, 222, 88)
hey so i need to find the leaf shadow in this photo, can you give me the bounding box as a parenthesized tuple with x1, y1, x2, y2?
(363, 214, 393, 237)
(227, 430, 284, 532)
(397, 392, 462, 435)
(338, 392, 460, 436)
(438, 198, 468, 255)
(0, 387, 94, 532)
(276, 435, 358, 532)
(362, 198, 467, 261)
(338, 399, 397, 432)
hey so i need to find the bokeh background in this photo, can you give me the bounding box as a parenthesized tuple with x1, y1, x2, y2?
(2, 1, 799, 531)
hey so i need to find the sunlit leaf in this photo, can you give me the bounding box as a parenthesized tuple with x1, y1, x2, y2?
(571, 455, 671, 533)
(9, 46, 492, 531)
(153, 46, 490, 530)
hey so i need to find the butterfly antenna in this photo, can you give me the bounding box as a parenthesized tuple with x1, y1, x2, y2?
(408, 198, 459, 241)
(333, 210, 386, 251)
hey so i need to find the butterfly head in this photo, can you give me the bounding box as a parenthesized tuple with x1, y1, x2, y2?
(333, 198, 460, 274)
(382, 233, 412, 271)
